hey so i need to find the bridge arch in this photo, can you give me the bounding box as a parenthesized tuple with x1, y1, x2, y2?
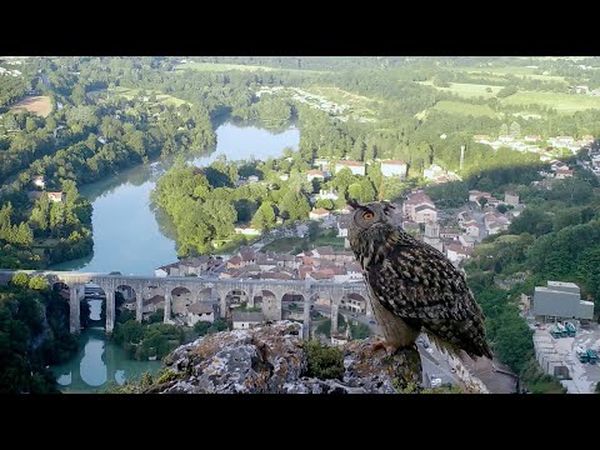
(281, 290, 306, 322)
(221, 288, 249, 318)
(115, 284, 138, 319)
(171, 286, 194, 317)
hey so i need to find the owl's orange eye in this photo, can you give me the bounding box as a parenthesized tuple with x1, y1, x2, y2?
(362, 211, 375, 220)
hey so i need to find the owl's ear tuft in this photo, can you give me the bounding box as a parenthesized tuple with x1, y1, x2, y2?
(346, 193, 363, 210)
(382, 201, 396, 213)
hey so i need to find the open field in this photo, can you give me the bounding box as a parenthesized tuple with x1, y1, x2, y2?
(261, 237, 303, 253)
(419, 80, 503, 99)
(463, 66, 567, 83)
(176, 62, 276, 72)
(432, 100, 498, 118)
(307, 85, 379, 118)
(176, 61, 326, 75)
(500, 91, 600, 114)
(109, 87, 189, 107)
(261, 232, 345, 253)
(10, 96, 53, 117)
(311, 233, 345, 249)
(447, 64, 568, 84)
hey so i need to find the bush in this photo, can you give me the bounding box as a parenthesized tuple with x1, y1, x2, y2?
(193, 320, 212, 336)
(208, 318, 229, 334)
(11, 272, 30, 287)
(28, 275, 49, 291)
(304, 340, 344, 380)
(147, 309, 164, 324)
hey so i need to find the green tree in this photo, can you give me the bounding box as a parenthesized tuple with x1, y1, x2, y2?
(28, 276, 49, 291)
(11, 272, 31, 287)
(280, 190, 310, 222)
(251, 201, 276, 231)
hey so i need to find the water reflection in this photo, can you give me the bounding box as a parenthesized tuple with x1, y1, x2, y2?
(51, 121, 299, 275)
(52, 327, 161, 393)
(50, 121, 299, 391)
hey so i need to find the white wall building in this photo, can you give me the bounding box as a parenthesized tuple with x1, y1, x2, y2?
(335, 160, 366, 176)
(380, 160, 408, 179)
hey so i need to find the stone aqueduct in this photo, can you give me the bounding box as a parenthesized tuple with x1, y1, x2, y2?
(0, 270, 371, 338)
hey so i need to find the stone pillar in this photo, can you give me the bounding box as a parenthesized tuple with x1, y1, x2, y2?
(365, 296, 373, 317)
(303, 296, 312, 340)
(276, 293, 283, 321)
(247, 288, 255, 308)
(219, 294, 227, 319)
(164, 290, 172, 323)
(105, 290, 115, 334)
(331, 301, 339, 336)
(136, 291, 143, 323)
(69, 284, 83, 334)
(71, 365, 83, 387)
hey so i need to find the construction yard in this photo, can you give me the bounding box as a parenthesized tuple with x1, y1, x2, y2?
(533, 322, 600, 393)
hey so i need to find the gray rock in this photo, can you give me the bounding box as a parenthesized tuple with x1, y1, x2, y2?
(147, 321, 424, 394)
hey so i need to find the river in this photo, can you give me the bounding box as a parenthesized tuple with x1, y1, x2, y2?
(49, 120, 300, 392)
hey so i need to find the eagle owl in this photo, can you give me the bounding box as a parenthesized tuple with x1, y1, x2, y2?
(347, 200, 493, 360)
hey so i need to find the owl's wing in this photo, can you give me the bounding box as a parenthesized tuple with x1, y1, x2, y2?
(366, 230, 492, 359)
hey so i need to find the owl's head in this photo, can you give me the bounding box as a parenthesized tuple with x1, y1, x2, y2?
(347, 199, 396, 240)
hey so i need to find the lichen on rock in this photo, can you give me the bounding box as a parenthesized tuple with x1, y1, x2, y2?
(139, 320, 425, 394)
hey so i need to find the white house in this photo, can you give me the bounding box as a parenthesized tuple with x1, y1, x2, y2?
(309, 208, 331, 220)
(306, 169, 326, 182)
(423, 164, 445, 180)
(187, 303, 215, 327)
(484, 213, 510, 235)
(340, 295, 367, 314)
(414, 204, 438, 224)
(446, 243, 472, 265)
(524, 135, 542, 143)
(463, 220, 480, 238)
(313, 158, 330, 170)
(459, 235, 477, 248)
(335, 160, 366, 176)
(154, 262, 179, 277)
(232, 311, 265, 329)
(504, 191, 520, 206)
(47, 191, 65, 203)
(380, 160, 408, 179)
(315, 189, 339, 201)
(32, 175, 45, 189)
(555, 167, 574, 179)
(234, 226, 261, 236)
(403, 190, 436, 222)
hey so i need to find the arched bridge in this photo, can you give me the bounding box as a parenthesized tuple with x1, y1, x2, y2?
(0, 270, 371, 338)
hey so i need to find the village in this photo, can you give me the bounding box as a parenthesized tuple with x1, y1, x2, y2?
(152, 134, 598, 329)
(473, 132, 595, 161)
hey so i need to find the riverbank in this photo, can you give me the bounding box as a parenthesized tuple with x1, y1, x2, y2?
(48, 121, 300, 390)
(50, 120, 299, 275)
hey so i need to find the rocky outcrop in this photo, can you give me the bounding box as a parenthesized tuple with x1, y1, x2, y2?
(142, 321, 424, 394)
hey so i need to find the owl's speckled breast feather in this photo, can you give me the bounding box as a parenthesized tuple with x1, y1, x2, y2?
(349, 219, 493, 360)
